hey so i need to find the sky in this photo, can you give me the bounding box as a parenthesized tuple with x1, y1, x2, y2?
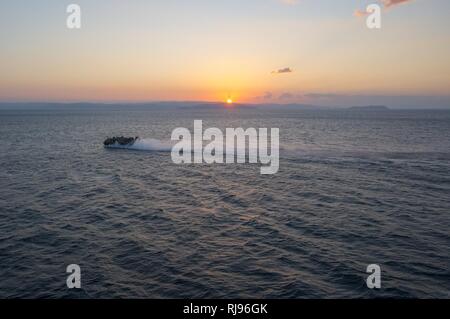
(0, 0, 449, 108)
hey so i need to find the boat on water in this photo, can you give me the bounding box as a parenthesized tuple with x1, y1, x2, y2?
(104, 136, 139, 147)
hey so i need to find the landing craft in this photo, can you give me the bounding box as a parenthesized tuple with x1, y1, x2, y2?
(104, 136, 139, 148)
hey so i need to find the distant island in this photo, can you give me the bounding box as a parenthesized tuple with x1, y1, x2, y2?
(348, 105, 390, 111)
(0, 102, 395, 111)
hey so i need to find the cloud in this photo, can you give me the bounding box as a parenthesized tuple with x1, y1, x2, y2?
(279, 92, 295, 100)
(271, 67, 293, 75)
(354, 0, 413, 17)
(381, 0, 413, 8)
(354, 9, 370, 17)
(255, 91, 274, 100)
(305, 93, 345, 99)
(263, 92, 273, 100)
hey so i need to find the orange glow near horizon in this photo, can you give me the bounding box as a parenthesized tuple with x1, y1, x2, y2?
(1, 1, 449, 106)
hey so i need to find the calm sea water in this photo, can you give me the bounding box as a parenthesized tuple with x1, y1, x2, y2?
(0, 106, 449, 298)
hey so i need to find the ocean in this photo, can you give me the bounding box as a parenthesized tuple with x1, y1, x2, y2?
(0, 105, 449, 298)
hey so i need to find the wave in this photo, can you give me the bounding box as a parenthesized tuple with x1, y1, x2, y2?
(280, 146, 450, 161)
(105, 138, 260, 155)
(106, 138, 174, 152)
(105, 138, 450, 161)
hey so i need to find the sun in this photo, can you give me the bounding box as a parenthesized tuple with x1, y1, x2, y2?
(226, 98, 233, 104)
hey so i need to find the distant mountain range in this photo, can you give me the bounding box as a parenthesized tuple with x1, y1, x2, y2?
(347, 105, 390, 111)
(0, 102, 394, 111)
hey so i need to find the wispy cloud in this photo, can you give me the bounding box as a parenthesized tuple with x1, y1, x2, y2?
(271, 67, 293, 75)
(279, 92, 295, 100)
(355, 0, 414, 17)
(382, 0, 413, 8)
(354, 9, 370, 17)
(263, 92, 273, 100)
(278, 92, 304, 101)
(255, 91, 274, 101)
(305, 93, 345, 99)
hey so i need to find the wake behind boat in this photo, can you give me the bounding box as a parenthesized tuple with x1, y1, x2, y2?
(104, 136, 139, 148)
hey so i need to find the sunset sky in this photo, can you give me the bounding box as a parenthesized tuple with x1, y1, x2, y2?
(0, 0, 449, 107)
